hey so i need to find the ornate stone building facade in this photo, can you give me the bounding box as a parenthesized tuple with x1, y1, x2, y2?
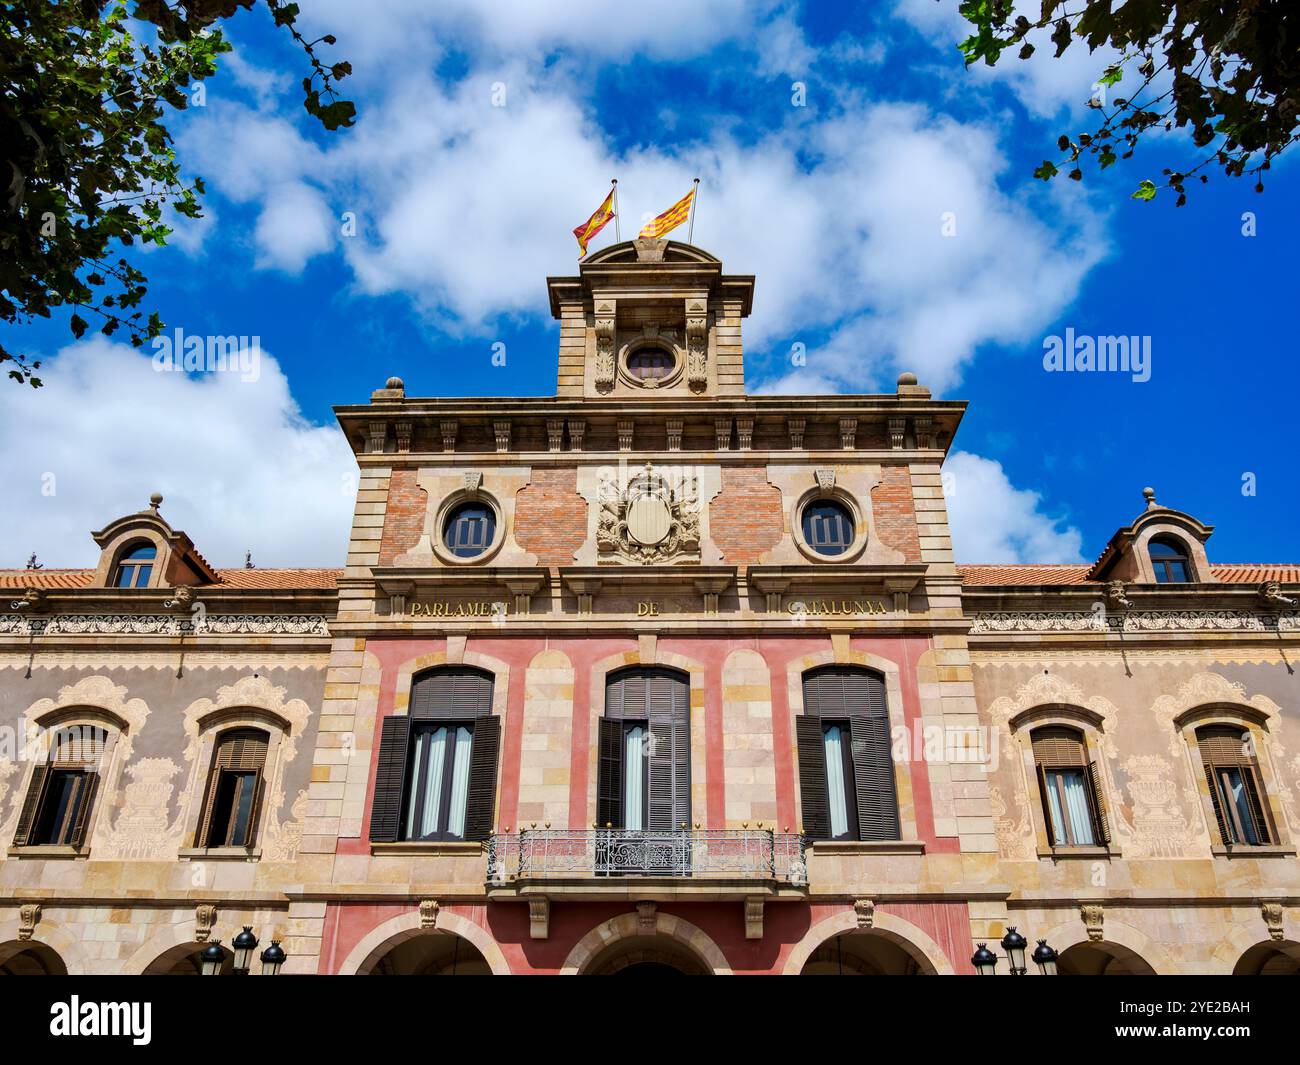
(1, 240, 1296, 975)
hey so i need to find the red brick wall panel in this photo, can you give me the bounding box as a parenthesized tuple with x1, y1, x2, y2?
(514, 468, 587, 565)
(710, 466, 784, 565)
(871, 465, 922, 563)
(377, 469, 426, 565)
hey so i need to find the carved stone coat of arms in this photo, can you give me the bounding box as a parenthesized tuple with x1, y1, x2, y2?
(597, 463, 701, 564)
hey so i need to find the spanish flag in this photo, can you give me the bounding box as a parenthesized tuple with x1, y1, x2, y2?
(572, 187, 617, 258)
(639, 186, 694, 239)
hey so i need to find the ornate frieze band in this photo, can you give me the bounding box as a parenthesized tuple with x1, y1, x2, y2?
(970, 610, 1300, 634)
(0, 614, 331, 637)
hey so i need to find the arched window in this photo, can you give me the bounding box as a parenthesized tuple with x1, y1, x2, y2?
(797, 667, 898, 841)
(13, 725, 108, 848)
(1197, 725, 1273, 846)
(195, 728, 269, 848)
(112, 542, 157, 588)
(442, 503, 496, 559)
(1149, 536, 1191, 583)
(1031, 726, 1109, 848)
(599, 668, 691, 833)
(370, 669, 500, 844)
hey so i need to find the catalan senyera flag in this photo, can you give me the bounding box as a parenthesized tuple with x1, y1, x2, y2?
(572, 187, 617, 257)
(639, 187, 694, 239)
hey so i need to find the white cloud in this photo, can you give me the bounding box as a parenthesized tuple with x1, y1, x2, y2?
(944, 450, 1085, 564)
(181, 62, 1104, 391)
(0, 338, 354, 568)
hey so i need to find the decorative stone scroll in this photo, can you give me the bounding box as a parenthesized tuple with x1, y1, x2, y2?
(686, 298, 707, 392)
(594, 301, 617, 392)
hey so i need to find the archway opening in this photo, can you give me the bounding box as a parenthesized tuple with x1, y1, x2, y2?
(798, 932, 932, 975)
(363, 932, 491, 975)
(0, 941, 68, 975)
(143, 942, 232, 976)
(1233, 941, 1300, 976)
(585, 935, 711, 976)
(1057, 941, 1155, 975)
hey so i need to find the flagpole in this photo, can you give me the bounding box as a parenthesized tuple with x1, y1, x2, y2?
(687, 176, 700, 244)
(612, 178, 620, 242)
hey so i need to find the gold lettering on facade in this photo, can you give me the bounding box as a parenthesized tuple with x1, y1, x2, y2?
(636, 602, 660, 617)
(408, 601, 509, 618)
(786, 599, 889, 617)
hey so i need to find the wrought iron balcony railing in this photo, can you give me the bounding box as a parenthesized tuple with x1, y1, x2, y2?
(486, 828, 807, 885)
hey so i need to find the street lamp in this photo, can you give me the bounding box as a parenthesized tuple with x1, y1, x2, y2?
(231, 926, 259, 975)
(260, 940, 287, 976)
(1032, 939, 1059, 976)
(970, 942, 999, 976)
(1001, 926, 1029, 975)
(199, 940, 226, 976)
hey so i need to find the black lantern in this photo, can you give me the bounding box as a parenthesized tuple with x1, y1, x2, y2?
(199, 940, 225, 977)
(970, 942, 998, 976)
(260, 940, 287, 976)
(1001, 926, 1029, 975)
(231, 926, 259, 975)
(1032, 939, 1059, 976)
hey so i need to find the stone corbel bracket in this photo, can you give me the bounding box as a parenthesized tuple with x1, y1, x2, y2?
(685, 298, 708, 392)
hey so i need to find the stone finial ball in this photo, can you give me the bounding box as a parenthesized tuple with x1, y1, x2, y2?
(386, 376, 404, 390)
(1143, 486, 1156, 501)
(897, 371, 918, 387)
(149, 492, 164, 508)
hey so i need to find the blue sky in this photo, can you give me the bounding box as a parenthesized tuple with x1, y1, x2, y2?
(2, 0, 1296, 569)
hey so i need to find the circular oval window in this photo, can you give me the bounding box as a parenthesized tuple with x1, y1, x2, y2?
(627, 347, 674, 382)
(442, 502, 496, 559)
(801, 499, 856, 557)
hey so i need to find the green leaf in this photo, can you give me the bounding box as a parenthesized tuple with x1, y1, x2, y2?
(70, 313, 88, 338)
(1033, 160, 1060, 181)
(1131, 180, 1158, 201)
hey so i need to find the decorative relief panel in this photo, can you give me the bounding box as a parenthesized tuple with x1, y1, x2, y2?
(0, 614, 329, 636)
(971, 610, 1300, 634)
(597, 463, 701, 565)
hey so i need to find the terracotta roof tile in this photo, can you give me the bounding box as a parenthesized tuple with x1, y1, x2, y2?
(959, 564, 1300, 587)
(0, 568, 341, 590)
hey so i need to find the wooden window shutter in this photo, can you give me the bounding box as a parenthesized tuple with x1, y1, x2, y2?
(1240, 766, 1272, 844)
(648, 671, 690, 831)
(68, 772, 99, 849)
(1202, 763, 1232, 845)
(369, 716, 412, 842)
(1036, 764, 1057, 846)
(13, 764, 51, 847)
(463, 715, 501, 841)
(241, 772, 266, 848)
(1197, 726, 1248, 765)
(410, 668, 494, 721)
(597, 717, 624, 828)
(1086, 761, 1110, 844)
(1031, 727, 1087, 767)
(849, 713, 899, 841)
(795, 715, 830, 839)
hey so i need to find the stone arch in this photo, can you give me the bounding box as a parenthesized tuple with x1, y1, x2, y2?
(1210, 911, 1300, 974)
(0, 917, 91, 975)
(781, 908, 956, 975)
(1232, 940, 1300, 976)
(1040, 916, 1174, 975)
(783, 646, 912, 838)
(1154, 673, 1294, 847)
(122, 912, 287, 975)
(561, 911, 733, 975)
(391, 649, 511, 719)
(337, 909, 511, 975)
(587, 648, 707, 828)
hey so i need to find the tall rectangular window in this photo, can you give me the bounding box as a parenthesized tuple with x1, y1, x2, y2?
(598, 668, 690, 832)
(369, 669, 501, 845)
(1198, 725, 1272, 846)
(1032, 727, 1108, 848)
(797, 668, 898, 842)
(14, 726, 106, 849)
(197, 729, 268, 848)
